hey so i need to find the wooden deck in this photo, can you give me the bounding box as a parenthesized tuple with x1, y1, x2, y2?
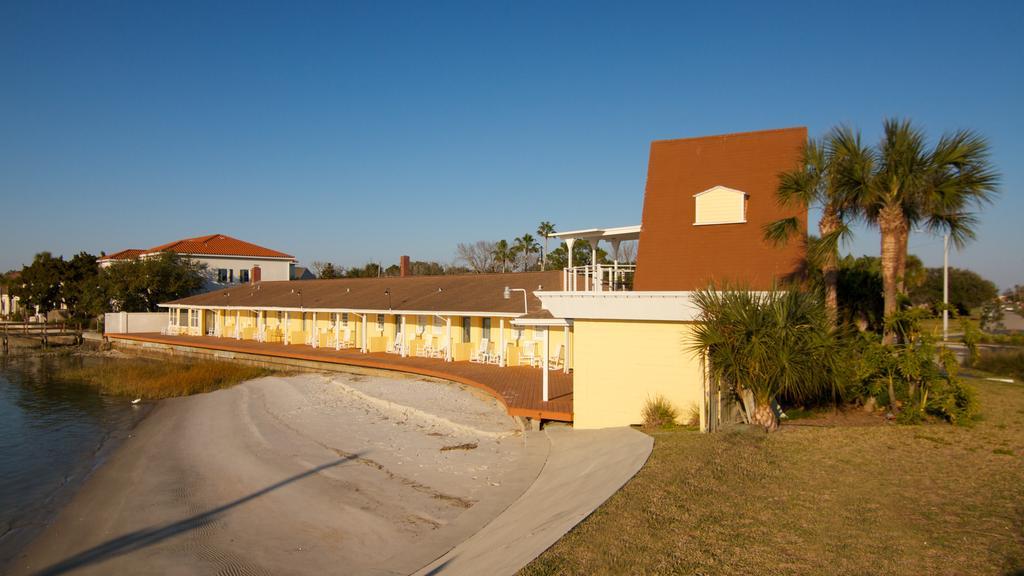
(108, 333, 574, 421)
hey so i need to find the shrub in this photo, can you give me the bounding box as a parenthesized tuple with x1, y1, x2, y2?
(850, 312, 977, 424)
(690, 287, 845, 430)
(642, 395, 679, 429)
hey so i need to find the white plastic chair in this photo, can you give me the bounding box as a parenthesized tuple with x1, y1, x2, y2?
(470, 338, 490, 363)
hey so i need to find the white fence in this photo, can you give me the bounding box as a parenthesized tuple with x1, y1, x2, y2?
(104, 312, 167, 334)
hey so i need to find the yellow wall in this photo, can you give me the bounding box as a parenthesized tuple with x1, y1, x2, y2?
(573, 319, 702, 429)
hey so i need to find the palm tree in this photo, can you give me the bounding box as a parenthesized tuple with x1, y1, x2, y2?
(689, 288, 844, 430)
(492, 240, 512, 273)
(764, 128, 862, 325)
(514, 234, 540, 272)
(536, 221, 556, 270)
(841, 119, 998, 343)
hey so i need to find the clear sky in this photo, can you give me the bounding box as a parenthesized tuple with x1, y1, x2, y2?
(2, 1, 1022, 288)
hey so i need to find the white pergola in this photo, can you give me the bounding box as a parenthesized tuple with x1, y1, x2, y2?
(550, 225, 641, 291)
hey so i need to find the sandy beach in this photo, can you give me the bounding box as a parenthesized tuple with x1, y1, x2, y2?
(9, 373, 547, 575)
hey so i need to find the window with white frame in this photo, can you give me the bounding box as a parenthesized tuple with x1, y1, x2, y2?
(218, 269, 228, 283)
(239, 269, 250, 283)
(462, 317, 471, 342)
(377, 313, 384, 331)
(482, 318, 491, 340)
(342, 312, 349, 327)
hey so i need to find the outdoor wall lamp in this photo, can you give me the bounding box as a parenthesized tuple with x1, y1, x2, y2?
(504, 286, 528, 315)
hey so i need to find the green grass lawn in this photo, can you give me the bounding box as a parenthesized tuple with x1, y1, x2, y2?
(521, 377, 1024, 576)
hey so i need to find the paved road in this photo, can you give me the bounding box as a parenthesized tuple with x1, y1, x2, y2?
(1000, 310, 1024, 331)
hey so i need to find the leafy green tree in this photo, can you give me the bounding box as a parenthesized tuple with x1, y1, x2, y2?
(909, 267, 998, 315)
(536, 221, 556, 270)
(689, 288, 845, 430)
(12, 252, 65, 316)
(102, 253, 205, 312)
(835, 255, 884, 332)
(61, 252, 100, 326)
(345, 262, 381, 278)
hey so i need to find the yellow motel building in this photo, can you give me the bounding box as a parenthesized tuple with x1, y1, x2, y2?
(136, 127, 808, 430)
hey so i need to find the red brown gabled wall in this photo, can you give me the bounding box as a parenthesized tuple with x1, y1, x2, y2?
(633, 127, 808, 291)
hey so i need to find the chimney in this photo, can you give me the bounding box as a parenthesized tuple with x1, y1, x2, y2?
(399, 255, 410, 277)
(251, 266, 261, 284)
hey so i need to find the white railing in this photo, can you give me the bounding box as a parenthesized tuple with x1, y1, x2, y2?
(563, 264, 636, 292)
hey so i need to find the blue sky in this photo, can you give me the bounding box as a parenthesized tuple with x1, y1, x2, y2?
(2, 1, 1022, 288)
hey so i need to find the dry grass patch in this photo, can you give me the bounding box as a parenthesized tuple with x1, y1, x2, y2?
(62, 356, 271, 399)
(521, 377, 1024, 576)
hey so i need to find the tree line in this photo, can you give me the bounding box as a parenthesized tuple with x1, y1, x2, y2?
(4, 252, 204, 326)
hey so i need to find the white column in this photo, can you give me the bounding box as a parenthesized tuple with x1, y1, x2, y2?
(563, 324, 570, 374)
(542, 326, 549, 402)
(499, 318, 505, 367)
(446, 317, 452, 362)
(167, 308, 172, 333)
(400, 316, 407, 357)
(591, 241, 599, 292)
(361, 314, 368, 353)
(235, 310, 241, 339)
(334, 313, 340, 350)
(566, 238, 577, 291)
(284, 311, 290, 345)
(311, 312, 317, 347)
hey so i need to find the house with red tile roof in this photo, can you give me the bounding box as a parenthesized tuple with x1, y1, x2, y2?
(100, 234, 297, 291)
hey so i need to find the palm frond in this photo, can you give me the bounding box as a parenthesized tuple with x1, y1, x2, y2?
(763, 217, 801, 246)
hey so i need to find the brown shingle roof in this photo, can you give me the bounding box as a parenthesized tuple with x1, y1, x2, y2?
(147, 234, 294, 259)
(165, 271, 563, 316)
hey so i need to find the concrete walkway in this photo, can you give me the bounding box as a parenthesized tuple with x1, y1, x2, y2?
(413, 425, 654, 576)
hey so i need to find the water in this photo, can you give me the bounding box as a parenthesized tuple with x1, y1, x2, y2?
(0, 354, 150, 570)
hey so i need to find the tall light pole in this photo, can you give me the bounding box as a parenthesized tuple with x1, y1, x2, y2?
(943, 234, 949, 343)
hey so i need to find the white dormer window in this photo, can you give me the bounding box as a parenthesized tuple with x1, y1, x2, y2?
(693, 185, 748, 225)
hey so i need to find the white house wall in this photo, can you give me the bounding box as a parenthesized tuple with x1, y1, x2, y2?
(192, 255, 292, 290)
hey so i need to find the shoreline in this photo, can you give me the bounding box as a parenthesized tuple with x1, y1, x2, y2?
(8, 372, 546, 575)
(0, 357, 157, 572)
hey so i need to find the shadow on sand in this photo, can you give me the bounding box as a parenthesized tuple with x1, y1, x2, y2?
(34, 454, 362, 576)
